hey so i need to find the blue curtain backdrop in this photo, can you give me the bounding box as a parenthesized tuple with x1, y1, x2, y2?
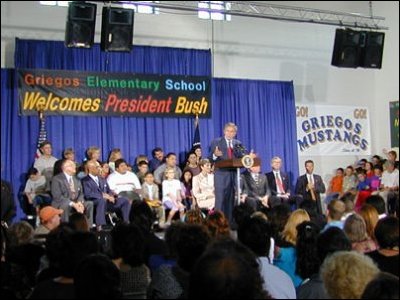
(1, 38, 298, 220)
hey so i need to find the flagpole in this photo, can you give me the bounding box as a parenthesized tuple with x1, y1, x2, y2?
(194, 108, 199, 127)
(35, 104, 46, 159)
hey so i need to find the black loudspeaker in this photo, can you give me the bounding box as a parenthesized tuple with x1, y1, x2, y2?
(65, 2, 97, 48)
(360, 32, 385, 69)
(331, 29, 363, 68)
(101, 7, 134, 52)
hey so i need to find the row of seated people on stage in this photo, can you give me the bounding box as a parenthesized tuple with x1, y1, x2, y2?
(325, 159, 399, 214)
(26, 140, 398, 229)
(2, 191, 399, 299)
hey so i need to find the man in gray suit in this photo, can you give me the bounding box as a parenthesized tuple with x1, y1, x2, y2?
(209, 122, 243, 221)
(51, 159, 94, 226)
(241, 164, 272, 211)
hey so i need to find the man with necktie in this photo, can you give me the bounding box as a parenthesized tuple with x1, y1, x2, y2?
(51, 159, 94, 225)
(266, 156, 298, 208)
(241, 163, 271, 211)
(295, 160, 326, 214)
(82, 160, 131, 229)
(209, 122, 244, 222)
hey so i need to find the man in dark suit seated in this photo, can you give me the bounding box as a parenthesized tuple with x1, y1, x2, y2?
(266, 156, 298, 208)
(82, 161, 131, 228)
(240, 163, 271, 211)
(51, 159, 94, 226)
(209, 122, 244, 222)
(295, 160, 326, 214)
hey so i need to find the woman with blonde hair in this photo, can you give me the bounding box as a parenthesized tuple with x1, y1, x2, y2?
(281, 209, 310, 245)
(359, 204, 379, 242)
(274, 209, 310, 288)
(321, 251, 379, 299)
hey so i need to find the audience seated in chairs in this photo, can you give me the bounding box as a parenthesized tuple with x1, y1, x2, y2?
(111, 223, 150, 299)
(34, 206, 63, 242)
(189, 239, 272, 299)
(321, 251, 379, 299)
(148, 223, 210, 299)
(238, 216, 296, 299)
(74, 254, 122, 299)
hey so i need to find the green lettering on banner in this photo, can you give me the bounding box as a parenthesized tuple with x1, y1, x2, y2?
(390, 101, 399, 147)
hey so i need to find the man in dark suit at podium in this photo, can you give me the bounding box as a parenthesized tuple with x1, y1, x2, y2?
(209, 122, 242, 221)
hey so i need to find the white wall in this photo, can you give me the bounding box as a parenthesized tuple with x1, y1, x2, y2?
(1, 1, 399, 182)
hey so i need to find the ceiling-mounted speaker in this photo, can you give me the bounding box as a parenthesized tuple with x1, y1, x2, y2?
(360, 32, 385, 69)
(65, 2, 97, 48)
(101, 7, 134, 52)
(331, 29, 363, 68)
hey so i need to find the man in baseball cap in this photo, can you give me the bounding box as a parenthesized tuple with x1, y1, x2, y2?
(34, 206, 63, 241)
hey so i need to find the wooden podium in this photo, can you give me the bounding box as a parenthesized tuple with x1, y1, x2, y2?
(215, 157, 261, 205)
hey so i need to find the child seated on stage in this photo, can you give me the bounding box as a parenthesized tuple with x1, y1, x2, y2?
(162, 167, 185, 226)
(141, 172, 165, 228)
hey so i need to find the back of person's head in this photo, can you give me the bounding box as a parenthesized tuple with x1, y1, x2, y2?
(361, 272, 400, 299)
(44, 224, 74, 268)
(206, 210, 230, 239)
(282, 209, 310, 245)
(339, 191, 356, 203)
(267, 204, 291, 239)
(327, 199, 346, 221)
(129, 200, 154, 232)
(237, 216, 271, 257)
(359, 204, 379, 241)
(299, 200, 319, 218)
(321, 251, 380, 299)
(374, 217, 399, 249)
(58, 231, 99, 277)
(296, 221, 321, 279)
(176, 224, 210, 272)
(344, 213, 368, 243)
(189, 239, 271, 299)
(7, 221, 34, 247)
(232, 202, 255, 228)
(164, 222, 185, 259)
(74, 254, 121, 299)
(366, 195, 386, 215)
(111, 223, 145, 267)
(184, 209, 206, 225)
(317, 227, 351, 263)
(68, 212, 89, 232)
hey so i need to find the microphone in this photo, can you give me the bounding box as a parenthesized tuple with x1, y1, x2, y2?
(234, 143, 248, 158)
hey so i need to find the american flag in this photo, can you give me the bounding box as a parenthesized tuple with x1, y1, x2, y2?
(35, 114, 47, 160)
(192, 115, 201, 149)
